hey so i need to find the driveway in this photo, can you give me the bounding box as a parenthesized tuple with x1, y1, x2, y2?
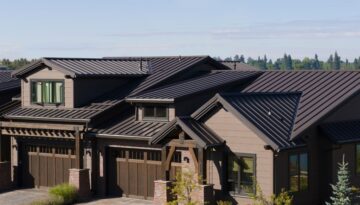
(0, 189, 152, 205)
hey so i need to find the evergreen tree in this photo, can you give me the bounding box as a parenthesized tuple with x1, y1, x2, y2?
(314, 54, 321, 70)
(326, 155, 352, 205)
(334, 52, 341, 70)
(328, 54, 334, 69)
(239, 55, 245, 63)
(274, 60, 281, 70)
(233, 54, 240, 61)
(286, 54, 293, 70)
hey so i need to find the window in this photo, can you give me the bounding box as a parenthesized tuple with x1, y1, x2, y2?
(289, 152, 308, 192)
(228, 153, 256, 196)
(356, 144, 360, 174)
(31, 80, 64, 105)
(143, 105, 168, 121)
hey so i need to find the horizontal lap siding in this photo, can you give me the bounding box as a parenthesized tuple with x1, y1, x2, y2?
(205, 108, 273, 204)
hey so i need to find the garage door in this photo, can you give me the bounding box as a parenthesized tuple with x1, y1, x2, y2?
(107, 148, 181, 199)
(21, 144, 76, 188)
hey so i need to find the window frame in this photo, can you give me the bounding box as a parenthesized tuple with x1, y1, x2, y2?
(356, 144, 360, 175)
(227, 152, 257, 197)
(288, 152, 309, 193)
(30, 79, 65, 106)
(142, 105, 169, 121)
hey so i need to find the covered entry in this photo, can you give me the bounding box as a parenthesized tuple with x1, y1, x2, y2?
(107, 147, 181, 199)
(21, 143, 76, 188)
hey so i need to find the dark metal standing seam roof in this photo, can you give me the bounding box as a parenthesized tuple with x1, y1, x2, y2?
(12, 58, 149, 78)
(321, 121, 360, 143)
(216, 93, 302, 149)
(220, 61, 259, 71)
(149, 116, 224, 148)
(126, 71, 262, 102)
(127, 56, 229, 95)
(243, 71, 360, 140)
(93, 111, 167, 138)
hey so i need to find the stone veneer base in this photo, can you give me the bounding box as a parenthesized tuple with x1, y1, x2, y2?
(68, 168, 91, 201)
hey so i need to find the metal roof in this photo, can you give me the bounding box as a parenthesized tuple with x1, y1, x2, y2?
(220, 61, 259, 71)
(243, 70, 360, 140)
(93, 111, 167, 138)
(150, 116, 224, 148)
(12, 58, 149, 78)
(126, 71, 261, 102)
(321, 121, 360, 143)
(127, 56, 229, 94)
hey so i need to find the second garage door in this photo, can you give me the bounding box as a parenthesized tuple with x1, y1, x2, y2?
(107, 148, 181, 199)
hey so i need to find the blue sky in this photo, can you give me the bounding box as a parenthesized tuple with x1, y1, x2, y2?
(1, 0, 360, 60)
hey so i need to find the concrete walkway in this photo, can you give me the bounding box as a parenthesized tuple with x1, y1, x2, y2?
(0, 189, 152, 205)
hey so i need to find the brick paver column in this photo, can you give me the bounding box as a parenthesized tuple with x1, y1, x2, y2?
(153, 180, 173, 205)
(69, 168, 91, 201)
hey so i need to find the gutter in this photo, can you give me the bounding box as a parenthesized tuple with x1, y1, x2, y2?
(125, 98, 174, 103)
(4, 115, 91, 123)
(94, 133, 151, 141)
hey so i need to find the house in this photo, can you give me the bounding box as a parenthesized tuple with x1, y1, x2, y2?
(0, 56, 359, 205)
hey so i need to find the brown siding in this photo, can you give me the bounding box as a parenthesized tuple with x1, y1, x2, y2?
(73, 78, 129, 107)
(22, 67, 74, 108)
(204, 108, 274, 204)
(324, 93, 360, 123)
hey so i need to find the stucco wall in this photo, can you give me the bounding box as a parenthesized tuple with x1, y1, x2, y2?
(204, 108, 274, 204)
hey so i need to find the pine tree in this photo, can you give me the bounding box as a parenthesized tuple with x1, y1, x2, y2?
(314, 54, 321, 70)
(334, 51, 341, 70)
(326, 155, 352, 205)
(239, 55, 245, 63)
(234, 54, 240, 61)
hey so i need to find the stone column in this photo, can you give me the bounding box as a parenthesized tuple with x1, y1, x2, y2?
(69, 168, 91, 201)
(192, 184, 214, 205)
(153, 180, 173, 205)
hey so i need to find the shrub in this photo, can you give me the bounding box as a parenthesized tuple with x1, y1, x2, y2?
(30, 196, 64, 205)
(49, 183, 78, 205)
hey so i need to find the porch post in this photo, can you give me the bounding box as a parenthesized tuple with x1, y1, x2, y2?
(75, 127, 83, 169)
(198, 148, 205, 184)
(161, 146, 169, 180)
(0, 132, 12, 191)
(69, 127, 90, 200)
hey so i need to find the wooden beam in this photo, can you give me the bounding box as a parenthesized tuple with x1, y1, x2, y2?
(168, 139, 197, 148)
(189, 148, 199, 173)
(1, 129, 75, 139)
(198, 148, 204, 184)
(75, 127, 82, 169)
(161, 147, 168, 180)
(165, 146, 176, 171)
(0, 121, 83, 131)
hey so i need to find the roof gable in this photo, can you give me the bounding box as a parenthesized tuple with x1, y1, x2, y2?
(243, 71, 360, 140)
(192, 92, 302, 150)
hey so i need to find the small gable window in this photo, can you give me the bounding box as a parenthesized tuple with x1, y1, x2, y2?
(31, 80, 64, 105)
(143, 105, 168, 121)
(289, 152, 308, 192)
(228, 153, 256, 196)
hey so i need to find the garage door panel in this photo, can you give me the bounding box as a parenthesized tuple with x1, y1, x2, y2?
(22, 144, 75, 188)
(108, 148, 181, 200)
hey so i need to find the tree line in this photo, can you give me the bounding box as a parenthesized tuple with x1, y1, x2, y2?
(0, 58, 36, 70)
(214, 52, 360, 70)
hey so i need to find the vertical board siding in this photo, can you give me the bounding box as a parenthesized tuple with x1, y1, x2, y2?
(205, 108, 274, 204)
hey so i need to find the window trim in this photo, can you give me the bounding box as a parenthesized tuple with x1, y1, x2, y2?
(30, 79, 65, 106)
(142, 105, 169, 121)
(228, 152, 257, 197)
(288, 151, 309, 193)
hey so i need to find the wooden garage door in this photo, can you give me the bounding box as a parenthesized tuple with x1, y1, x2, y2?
(107, 148, 181, 199)
(21, 144, 76, 188)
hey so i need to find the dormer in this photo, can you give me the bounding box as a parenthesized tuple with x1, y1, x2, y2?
(13, 58, 149, 108)
(136, 103, 175, 122)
